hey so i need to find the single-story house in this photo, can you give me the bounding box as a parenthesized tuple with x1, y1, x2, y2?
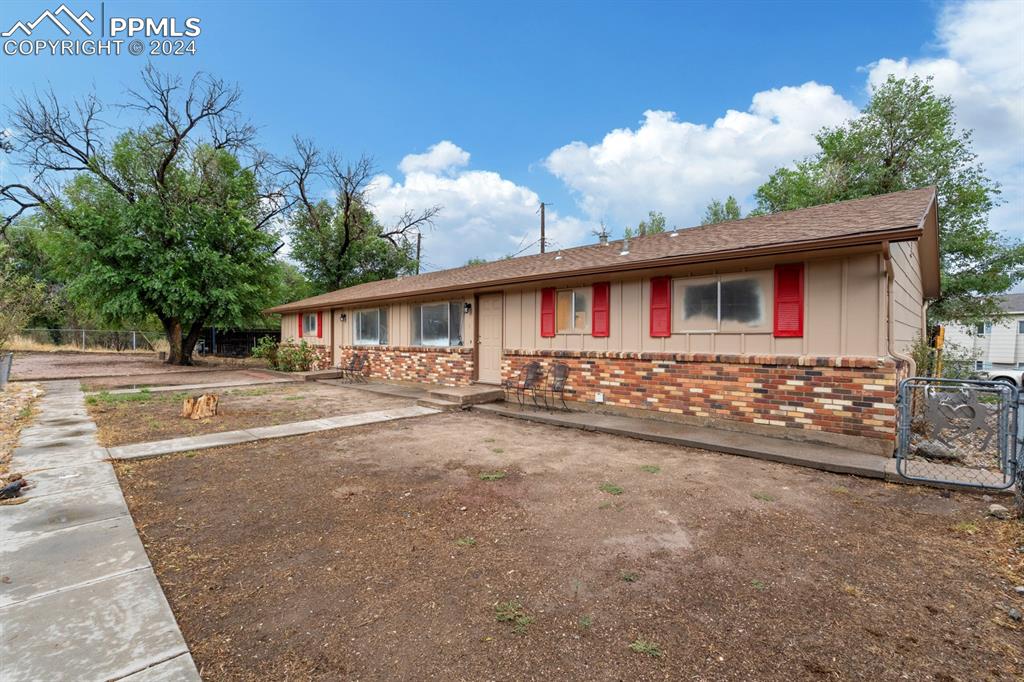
(266, 186, 940, 456)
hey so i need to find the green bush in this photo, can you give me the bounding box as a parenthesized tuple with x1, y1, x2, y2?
(251, 337, 318, 372)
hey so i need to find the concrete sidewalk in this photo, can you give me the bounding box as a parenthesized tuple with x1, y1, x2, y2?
(107, 404, 440, 461)
(1, 381, 200, 682)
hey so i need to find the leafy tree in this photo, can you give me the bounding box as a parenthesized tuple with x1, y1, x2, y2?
(701, 196, 742, 224)
(754, 75, 1022, 325)
(465, 257, 489, 266)
(280, 139, 438, 295)
(2, 67, 287, 364)
(625, 210, 667, 238)
(0, 242, 44, 353)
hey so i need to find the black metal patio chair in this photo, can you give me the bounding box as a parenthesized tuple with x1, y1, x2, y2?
(502, 361, 544, 408)
(339, 353, 367, 382)
(541, 362, 571, 411)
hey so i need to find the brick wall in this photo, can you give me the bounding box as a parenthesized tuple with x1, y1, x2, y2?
(503, 349, 899, 445)
(310, 345, 333, 371)
(339, 346, 474, 387)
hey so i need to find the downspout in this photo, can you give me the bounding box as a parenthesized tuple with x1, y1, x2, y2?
(882, 241, 917, 377)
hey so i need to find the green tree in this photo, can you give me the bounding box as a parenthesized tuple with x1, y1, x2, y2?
(281, 140, 439, 295)
(701, 196, 742, 224)
(0, 242, 44, 353)
(465, 257, 489, 266)
(2, 68, 286, 364)
(625, 210, 667, 238)
(754, 75, 1022, 325)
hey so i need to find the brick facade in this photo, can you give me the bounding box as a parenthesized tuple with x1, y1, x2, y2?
(503, 349, 899, 446)
(338, 345, 474, 387)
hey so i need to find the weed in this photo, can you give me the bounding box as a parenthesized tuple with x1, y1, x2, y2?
(629, 638, 663, 658)
(599, 482, 624, 495)
(284, 396, 305, 401)
(841, 583, 864, 598)
(830, 485, 851, 495)
(953, 521, 979, 535)
(640, 465, 660, 474)
(234, 387, 272, 397)
(495, 601, 533, 634)
(86, 389, 153, 406)
(479, 471, 506, 481)
(491, 447, 505, 454)
(578, 615, 593, 629)
(17, 405, 32, 420)
(185, 451, 198, 459)
(456, 537, 476, 546)
(751, 492, 776, 502)
(620, 571, 640, 583)
(483, 438, 496, 443)
(751, 579, 766, 590)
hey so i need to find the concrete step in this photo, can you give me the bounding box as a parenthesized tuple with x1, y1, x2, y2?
(416, 397, 463, 411)
(426, 385, 504, 406)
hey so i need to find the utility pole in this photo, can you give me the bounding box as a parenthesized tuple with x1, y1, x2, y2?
(540, 202, 546, 254)
(416, 232, 422, 274)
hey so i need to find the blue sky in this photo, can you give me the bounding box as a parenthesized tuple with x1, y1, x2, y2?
(2, 0, 1021, 271)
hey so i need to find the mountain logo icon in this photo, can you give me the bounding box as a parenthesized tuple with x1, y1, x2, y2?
(3, 4, 95, 37)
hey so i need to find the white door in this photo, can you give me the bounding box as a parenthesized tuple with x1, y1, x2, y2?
(477, 293, 503, 384)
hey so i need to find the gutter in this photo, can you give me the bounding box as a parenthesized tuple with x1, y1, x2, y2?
(882, 240, 917, 377)
(267, 225, 924, 315)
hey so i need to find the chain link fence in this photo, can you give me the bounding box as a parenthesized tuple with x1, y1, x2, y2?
(14, 328, 168, 353)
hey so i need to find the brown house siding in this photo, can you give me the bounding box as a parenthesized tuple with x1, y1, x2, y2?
(339, 345, 474, 387)
(503, 349, 899, 453)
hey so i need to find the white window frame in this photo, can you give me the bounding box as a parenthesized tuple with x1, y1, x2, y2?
(353, 308, 387, 346)
(672, 271, 772, 334)
(556, 288, 591, 334)
(302, 312, 318, 336)
(1018, 320, 1024, 334)
(976, 322, 993, 335)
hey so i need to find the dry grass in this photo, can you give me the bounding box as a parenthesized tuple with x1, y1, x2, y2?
(7, 334, 165, 354)
(0, 382, 43, 476)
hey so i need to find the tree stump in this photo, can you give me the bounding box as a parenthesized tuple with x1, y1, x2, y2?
(182, 394, 219, 420)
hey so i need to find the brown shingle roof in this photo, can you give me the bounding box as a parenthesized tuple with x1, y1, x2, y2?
(267, 186, 937, 313)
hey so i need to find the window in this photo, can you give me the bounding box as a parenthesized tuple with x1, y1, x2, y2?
(354, 308, 387, 345)
(1018, 320, 1024, 334)
(976, 360, 984, 370)
(556, 288, 591, 333)
(976, 322, 993, 335)
(411, 301, 463, 347)
(302, 313, 318, 335)
(672, 271, 771, 333)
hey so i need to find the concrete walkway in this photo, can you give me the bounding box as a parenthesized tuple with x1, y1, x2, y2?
(107, 405, 439, 461)
(1, 381, 200, 682)
(474, 402, 896, 480)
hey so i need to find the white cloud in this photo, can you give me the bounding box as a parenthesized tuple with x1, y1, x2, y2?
(369, 142, 589, 269)
(544, 83, 858, 229)
(865, 0, 1023, 238)
(397, 140, 470, 176)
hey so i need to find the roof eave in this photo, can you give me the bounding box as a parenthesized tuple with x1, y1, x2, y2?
(264, 226, 924, 315)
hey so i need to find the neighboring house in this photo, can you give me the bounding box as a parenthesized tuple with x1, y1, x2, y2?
(266, 187, 940, 456)
(944, 293, 1024, 371)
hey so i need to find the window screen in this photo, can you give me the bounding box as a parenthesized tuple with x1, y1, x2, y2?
(354, 308, 386, 345)
(555, 288, 591, 333)
(303, 313, 318, 335)
(411, 301, 464, 347)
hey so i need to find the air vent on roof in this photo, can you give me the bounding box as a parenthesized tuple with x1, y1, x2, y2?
(619, 237, 630, 256)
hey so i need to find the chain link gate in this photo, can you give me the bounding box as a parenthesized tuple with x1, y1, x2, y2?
(896, 377, 1021, 489)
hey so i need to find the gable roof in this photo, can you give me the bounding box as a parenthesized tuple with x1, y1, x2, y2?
(267, 186, 939, 314)
(999, 293, 1024, 314)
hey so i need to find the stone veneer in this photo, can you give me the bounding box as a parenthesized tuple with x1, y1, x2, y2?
(502, 349, 900, 448)
(338, 345, 474, 387)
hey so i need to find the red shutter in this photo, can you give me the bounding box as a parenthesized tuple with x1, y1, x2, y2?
(540, 288, 556, 337)
(297, 313, 303, 339)
(317, 311, 323, 338)
(592, 282, 610, 337)
(773, 263, 804, 337)
(650, 276, 671, 337)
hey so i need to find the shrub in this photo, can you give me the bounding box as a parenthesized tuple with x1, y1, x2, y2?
(251, 337, 318, 372)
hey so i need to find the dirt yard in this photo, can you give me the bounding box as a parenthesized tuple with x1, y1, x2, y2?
(89, 383, 415, 446)
(115, 411, 1024, 681)
(81, 368, 283, 392)
(9, 351, 223, 381)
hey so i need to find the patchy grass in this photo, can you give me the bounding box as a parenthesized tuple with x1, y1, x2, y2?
(86, 389, 154, 406)
(455, 537, 476, 547)
(479, 471, 506, 482)
(599, 482, 624, 495)
(495, 601, 534, 635)
(953, 521, 980, 535)
(751, 492, 776, 502)
(620, 571, 640, 583)
(577, 615, 593, 630)
(751, 579, 766, 591)
(841, 583, 864, 598)
(491, 447, 505, 454)
(629, 638, 664, 658)
(639, 465, 660, 474)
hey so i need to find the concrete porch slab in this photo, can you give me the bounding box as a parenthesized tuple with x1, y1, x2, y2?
(427, 384, 504, 405)
(0, 568, 190, 682)
(474, 402, 891, 480)
(0, 516, 150, 607)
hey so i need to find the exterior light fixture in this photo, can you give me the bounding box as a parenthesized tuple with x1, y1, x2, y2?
(339, 313, 347, 321)
(464, 302, 472, 313)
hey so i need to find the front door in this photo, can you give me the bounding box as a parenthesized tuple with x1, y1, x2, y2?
(477, 293, 503, 384)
